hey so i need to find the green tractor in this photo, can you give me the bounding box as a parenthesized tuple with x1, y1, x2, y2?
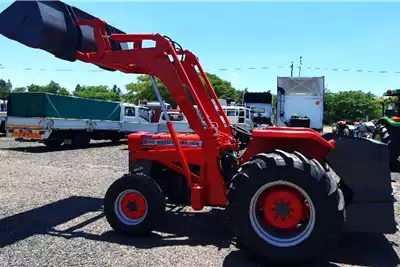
(374, 88, 400, 172)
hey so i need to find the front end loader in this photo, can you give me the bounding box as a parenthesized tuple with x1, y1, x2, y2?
(0, 1, 396, 265)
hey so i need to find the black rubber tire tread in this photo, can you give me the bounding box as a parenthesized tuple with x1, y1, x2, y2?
(0, 121, 5, 134)
(104, 173, 165, 236)
(226, 150, 345, 265)
(71, 131, 91, 149)
(43, 138, 63, 149)
(374, 124, 400, 172)
(374, 124, 390, 143)
(110, 137, 121, 144)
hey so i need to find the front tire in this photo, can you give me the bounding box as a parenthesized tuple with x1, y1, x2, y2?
(43, 138, 63, 149)
(227, 150, 345, 264)
(104, 173, 165, 236)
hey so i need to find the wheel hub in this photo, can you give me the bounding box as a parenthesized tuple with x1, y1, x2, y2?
(275, 202, 290, 217)
(120, 192, 147, 220)
(262, 187, 306, 229)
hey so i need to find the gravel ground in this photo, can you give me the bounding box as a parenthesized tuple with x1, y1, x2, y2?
(0, 135, 399, 267)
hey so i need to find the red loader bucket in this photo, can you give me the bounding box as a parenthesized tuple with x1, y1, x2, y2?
(0, 0, 128, 64)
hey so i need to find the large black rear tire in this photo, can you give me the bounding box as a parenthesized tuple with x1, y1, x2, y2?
(227, 150, 345, 265)
(43, 138, 63, 149)
(374, 124, 400, 172)
(374, 124, 391, 143)
(104, 173, 165, 236)
(71, 131, 91, 149)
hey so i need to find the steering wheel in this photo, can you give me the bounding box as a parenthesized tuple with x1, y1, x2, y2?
(231, 124, 252, 139)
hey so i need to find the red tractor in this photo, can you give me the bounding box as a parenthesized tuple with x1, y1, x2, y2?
(0, 1, 396, 265)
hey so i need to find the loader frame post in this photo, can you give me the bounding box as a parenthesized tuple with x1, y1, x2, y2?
(149, 76, 192, 187)
(73, 18, 236, 208)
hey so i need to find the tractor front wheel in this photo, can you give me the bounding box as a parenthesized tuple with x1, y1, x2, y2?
(227, 150, 345, 264)
(104, 173, 165, 236)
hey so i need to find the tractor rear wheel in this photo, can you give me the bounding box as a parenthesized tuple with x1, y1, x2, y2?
(374, 124, 390, 143)
(227, 150, 345, 264)
(104, 173, 165, 236)
(374, 124, 400, 172)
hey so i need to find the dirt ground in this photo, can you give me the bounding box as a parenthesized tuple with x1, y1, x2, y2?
(0, 136, 398, 267)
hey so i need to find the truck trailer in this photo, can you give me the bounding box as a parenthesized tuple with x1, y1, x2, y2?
(276, 77, 324, 131)
(6, 92, 192, 149)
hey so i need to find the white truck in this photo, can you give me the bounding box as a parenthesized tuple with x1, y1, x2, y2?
(188, 99, 254, 131)
(6, 92, 195, 149)
(243, 92, 273, 127)
(0, 100, 7, 133)
(221, 104, 254, 131)
(276, 76, 324, 131)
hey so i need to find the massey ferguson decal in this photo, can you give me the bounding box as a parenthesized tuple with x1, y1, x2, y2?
(142, 138, 202, 148)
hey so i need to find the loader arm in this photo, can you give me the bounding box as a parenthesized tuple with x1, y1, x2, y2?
(0, 1, 233, 139)
(0, 1, 238, 207)
(75, 18, 233, 138)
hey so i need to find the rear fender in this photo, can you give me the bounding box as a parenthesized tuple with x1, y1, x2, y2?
(243, 127, 335, 163)
(379, 116, 400, 127)
(323, 135, 397, 234)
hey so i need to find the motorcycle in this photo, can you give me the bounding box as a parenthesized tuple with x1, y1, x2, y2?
(335, 120, 377, 138)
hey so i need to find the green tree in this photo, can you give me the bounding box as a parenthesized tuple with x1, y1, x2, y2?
(111, 84, 122, 96)
(73, 85, 121, 101)
(0, 79, 11, 100)
(13, 87, 26, 93)
(125, 73, 238, 107)
(42, 81, 70, 96)
(25, 81, 69, 96)
(125, 75, 174, 105)
(75, 84, 83, 92)
(324, 90, 380, 123)
(26, 84, 42, 92)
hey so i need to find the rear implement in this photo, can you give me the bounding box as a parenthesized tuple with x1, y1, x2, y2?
(0, 1, 396, 265)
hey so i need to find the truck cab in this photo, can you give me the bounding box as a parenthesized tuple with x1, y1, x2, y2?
(243, 92, 273, 126)
(152, 107, 194, 133)
(121, 103, 151, 123)
(222, 105, 254, 131)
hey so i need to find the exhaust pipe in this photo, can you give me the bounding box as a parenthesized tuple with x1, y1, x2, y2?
(0, 0, 128, 66)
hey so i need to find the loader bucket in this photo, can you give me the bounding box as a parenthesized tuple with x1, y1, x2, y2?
(322, 134, 397, 234)
(0, 0, 128, 63)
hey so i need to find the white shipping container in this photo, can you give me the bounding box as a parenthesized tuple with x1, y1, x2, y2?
(276, 77, 324, 130)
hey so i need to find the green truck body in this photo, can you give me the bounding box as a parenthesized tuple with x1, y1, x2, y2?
(7, 92, 122, 121)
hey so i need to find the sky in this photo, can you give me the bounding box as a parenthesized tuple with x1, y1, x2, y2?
(0, 1, 399, 96)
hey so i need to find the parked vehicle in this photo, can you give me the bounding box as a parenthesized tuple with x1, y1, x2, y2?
(243, 92, 273, 126)
(276, 77, 324, 131)
(6, 92, 192, 149)
(335, 120, 352, 137)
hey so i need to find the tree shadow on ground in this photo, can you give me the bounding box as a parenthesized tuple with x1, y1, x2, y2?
(0, 196, 398, 267)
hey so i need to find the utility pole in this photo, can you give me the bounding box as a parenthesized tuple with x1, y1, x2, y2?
(298, 56, 303, 76)
(290, 61, 294, 77)
(242, 87, 248, 105)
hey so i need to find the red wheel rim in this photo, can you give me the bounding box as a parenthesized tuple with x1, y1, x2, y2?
(261, 185, 308, 229)
(120, 192, 147, 220)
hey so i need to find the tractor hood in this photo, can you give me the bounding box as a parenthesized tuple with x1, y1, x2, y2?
(0, 0, 128, 66)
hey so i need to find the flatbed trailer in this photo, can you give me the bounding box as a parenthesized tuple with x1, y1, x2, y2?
(6, 92, 195, 148)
